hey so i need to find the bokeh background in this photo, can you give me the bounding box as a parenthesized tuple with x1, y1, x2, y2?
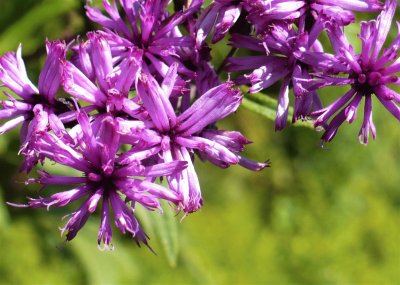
(0, 0, 399, 284)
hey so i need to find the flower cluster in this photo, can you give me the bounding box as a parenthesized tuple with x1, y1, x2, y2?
(0, 0, 398, 250)
(226, 0, 399, 142)
(0, 0, 269, 249)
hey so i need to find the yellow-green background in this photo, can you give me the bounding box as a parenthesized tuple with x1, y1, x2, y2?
(0, 1, 399, 284)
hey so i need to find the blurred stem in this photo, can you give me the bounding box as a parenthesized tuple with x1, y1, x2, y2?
(241, 98, 276, 122)
(244, 90, 279, 110)
(241, 91, 315, 129)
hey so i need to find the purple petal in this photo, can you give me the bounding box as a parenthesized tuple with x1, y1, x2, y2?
(115, 161, 188, 178)
(96, 116, 120, 175)
(275, 77, 290, 131)
(176, 136, 239, 165)
(358, 94, 376, 144)
(201, 129, 252, 152)
(0, 115, 25, 135)
(137, 71, 176, 132)
(62, 190, 102, 241)
(238, 156, 271, 171)
(38, 40, 66, 103)
(176, 83, 242, 136)
(61, 60, 107, 106)
(25, 185, 92, 210)
(109, 191, 139, 235)
(98, 198, 113, 250)
(212, 5, 241, 43)
(37, 171, 87, 185)
(371, 0, 396, 59)
(0, 45, 38, 99)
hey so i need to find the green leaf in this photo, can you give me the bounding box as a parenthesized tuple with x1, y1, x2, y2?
(245, 91, 279, 110)
(0, 0, 78, 53)
(241, 91, 315, 129)
(0, 187, 9, 229)
(152, 202, 180, 267)
(242, 97, 277, 122)
(135, 202, 180, 267)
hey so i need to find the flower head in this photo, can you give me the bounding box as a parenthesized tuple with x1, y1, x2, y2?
(84, 0, 200, 80)
(0, 41, 72, 172)
(118, 64, 270, 213)
(10, 111, 187, 249)
(310, 0, 400, 143)
(62, 32, 145, 119)
(227, 22, 333, 129)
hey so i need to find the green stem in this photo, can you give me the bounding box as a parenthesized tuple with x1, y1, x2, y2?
(241, 97, 315, 130)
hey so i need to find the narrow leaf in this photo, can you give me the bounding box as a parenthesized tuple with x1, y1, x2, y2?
(135, 201, 180, 266)
(242, 97, 277, 122)
(242, 93, 315, 129)
(152, 201, 179, 267)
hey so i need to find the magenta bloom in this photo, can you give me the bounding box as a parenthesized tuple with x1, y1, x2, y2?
(311, 0, 400, 143)
(85, 0, 200, 79)
(4, 0, 273, 251)
(62, 32, 144, 118)
(11, 111, 187, 249)
(226, 23, 338, 130)
(0, 41, 71, 172)
(119, 64, 269, 213)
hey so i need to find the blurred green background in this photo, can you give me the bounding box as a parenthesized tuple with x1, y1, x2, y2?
(0, 1, 399, 284)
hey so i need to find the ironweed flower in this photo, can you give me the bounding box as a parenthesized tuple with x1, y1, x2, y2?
(0, 41, 73, 172)
(3, 0, 275, 251)
(119, 64, 269, 213)
(226, 22, 344, 130)
(62, 32, 145, 118)
(310, 0, 400, 143)
(10, 111, 187, 249)
(85, 0, 200, 80)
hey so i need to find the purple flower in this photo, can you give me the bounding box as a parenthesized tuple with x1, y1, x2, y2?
(10, 111, 187, 249)
(310, 0, 400, 143)
(119, 64, 269, 213)
(226, 22, 337, 129)
(228, 0, 383, 131)
(62, 32, 144, 118)
(84, 0, 200, 80)
(0, 41, 72, 172)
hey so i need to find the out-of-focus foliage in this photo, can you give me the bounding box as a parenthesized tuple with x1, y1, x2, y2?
(0, 1, 399, 284)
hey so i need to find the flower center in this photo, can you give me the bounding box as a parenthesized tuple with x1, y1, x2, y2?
(353, 68, 383, 95)
(87, 171, 116, 192)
